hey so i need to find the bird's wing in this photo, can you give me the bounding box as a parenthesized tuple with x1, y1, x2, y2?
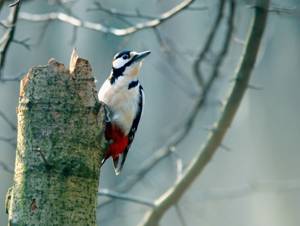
(113, 85, 144, 175)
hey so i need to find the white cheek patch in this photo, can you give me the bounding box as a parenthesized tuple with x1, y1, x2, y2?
(113, 58, 129, 69)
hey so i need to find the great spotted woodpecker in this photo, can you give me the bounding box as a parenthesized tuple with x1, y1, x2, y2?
(98, 50, 151, 175)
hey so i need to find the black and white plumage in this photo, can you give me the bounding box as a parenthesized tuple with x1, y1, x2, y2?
(98, 50, 150, 175)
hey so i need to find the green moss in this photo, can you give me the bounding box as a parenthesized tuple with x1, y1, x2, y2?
(7, 57, 106, 225)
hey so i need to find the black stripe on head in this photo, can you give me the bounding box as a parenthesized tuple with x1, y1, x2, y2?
(114, 50, 131, 60)
(110, 67, 125, 84)
(110, 51, 138, 84)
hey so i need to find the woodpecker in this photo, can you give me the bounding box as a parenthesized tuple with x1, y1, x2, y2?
(98, 50, 151, 175)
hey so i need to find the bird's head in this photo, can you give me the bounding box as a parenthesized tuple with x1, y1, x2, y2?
(111, 50, 151, 80)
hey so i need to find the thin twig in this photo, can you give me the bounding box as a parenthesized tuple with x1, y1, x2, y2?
(152, 28, 199, 97)
(19, 0, 197, 36)
(175, 205, 188, 226)
(88, 3, 134, 26)
(0, 136, 16, 148)
(209, 0, 235, 81)
(201, 179, 300, 201)
(192, 0, 226, 88)
(138, 1, 269, 225)
(0, 21, 12, 29)
(53, 0, 74, 15)
(247, 84, 263, 90)
(0, 160, 14, 174)
(49, 0, 76, 4)
(186, 6, 208, 11)
(0, 110, 16, 130)
(0, 71, 24, 82)
(9, 0, 20, 7)
(87, 2, 156, 20)
(12, 38, 31, 50)
(98, 189, 155, 208)
(247, 4, 300, 17)
(220, 143, 231, 151)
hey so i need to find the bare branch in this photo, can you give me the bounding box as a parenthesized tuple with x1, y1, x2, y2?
(186, 6, 208, 11)
(192, 0, 225, 88)
(108, 0, 231, 194)
(0, 160, 14, 174)
(53, 0, 74, 15)
(0, 71, 24, 82)
(233, 36, 246, 45)
(247, 3, 300, 17)
(89, 4, 134, 26)
(87, 2, 156, 20)
(174, 156, 183, 181)
(0, 0, 21, 77)
(12, 37, 31, 50)
(49, 0, 76, 4)
(267, 6, 300, 16)
(8, 0, 20, 7)
(0, 110, 16, 130)
(175, 205, 188, 226)
(98, 189, 155, 208)
(0, 136, 16, 148)
(19, 0, 197, 36)
(220, 143, 231, 152)
(137, 1, 270, 225)
(247, 84, 263, 90)
(209, 0, 236, 80)
(202, 180, 300, 201)
(99, 1, 234, 209)
(0, 21, 13, 29)
(152, 29, 200, 98)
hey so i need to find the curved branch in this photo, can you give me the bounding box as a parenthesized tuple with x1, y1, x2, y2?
(137, 1, 270, 226)
(98, 0, 232, 209)
(116, 0, 232, 194)
(19, 0, 197, 36)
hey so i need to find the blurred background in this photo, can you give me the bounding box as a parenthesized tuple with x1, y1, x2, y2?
(0, 0, 300, 225)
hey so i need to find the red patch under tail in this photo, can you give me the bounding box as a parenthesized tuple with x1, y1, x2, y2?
(104, 123, 129, 161)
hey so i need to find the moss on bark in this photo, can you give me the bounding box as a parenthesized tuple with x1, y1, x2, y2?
(7, 50, 106, 226)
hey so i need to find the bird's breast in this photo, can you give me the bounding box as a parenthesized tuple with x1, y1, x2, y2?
(99, 82, 140, 134)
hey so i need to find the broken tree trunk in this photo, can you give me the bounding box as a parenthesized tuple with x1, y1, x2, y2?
(6, 50, 107, 225)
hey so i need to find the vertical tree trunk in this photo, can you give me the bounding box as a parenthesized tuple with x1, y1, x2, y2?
(6, 50, 106, 225)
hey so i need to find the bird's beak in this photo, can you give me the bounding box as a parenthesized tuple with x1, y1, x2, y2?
(133, 50, 151, 63)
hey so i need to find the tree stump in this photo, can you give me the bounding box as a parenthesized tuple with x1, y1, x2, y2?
(6, 49, 106, 226)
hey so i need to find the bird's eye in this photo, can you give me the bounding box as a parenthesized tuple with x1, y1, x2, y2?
(123, 55, 129, 60)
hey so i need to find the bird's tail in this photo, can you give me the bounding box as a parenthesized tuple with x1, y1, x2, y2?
(113, 157, 122, 175)
(100, 155, 109, 168)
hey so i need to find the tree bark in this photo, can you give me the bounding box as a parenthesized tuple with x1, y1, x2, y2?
(6, 49, 106, 225)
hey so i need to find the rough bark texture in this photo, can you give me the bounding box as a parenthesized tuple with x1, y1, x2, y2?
(6, 50, 106, 225)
